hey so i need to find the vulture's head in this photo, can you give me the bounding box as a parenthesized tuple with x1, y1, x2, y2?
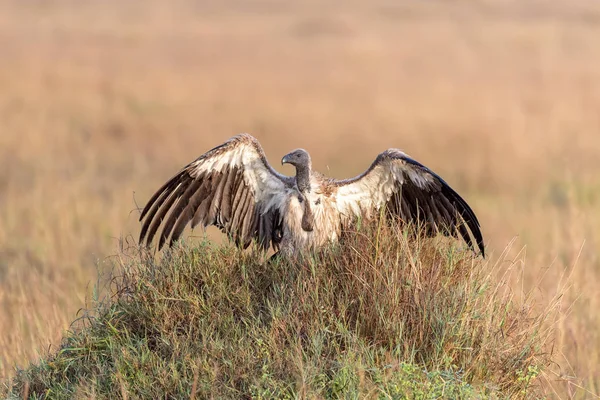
(282, 149, 311, 169)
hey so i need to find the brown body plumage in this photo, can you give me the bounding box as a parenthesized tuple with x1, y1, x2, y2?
(139, 134, 484, 257)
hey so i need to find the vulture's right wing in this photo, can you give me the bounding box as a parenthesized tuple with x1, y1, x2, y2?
(332, 149, 484, 257)
(139, 134, 292, 250)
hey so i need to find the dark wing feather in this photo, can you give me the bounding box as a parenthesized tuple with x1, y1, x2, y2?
(333, 149, 484, 257)
(139, 134, 292, 250)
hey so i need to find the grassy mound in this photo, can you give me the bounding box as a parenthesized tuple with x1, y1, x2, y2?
(4, 223, 552, 399)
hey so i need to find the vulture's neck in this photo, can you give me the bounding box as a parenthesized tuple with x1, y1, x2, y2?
(295, 163, 314, 232)
(295, 164, 312, 194)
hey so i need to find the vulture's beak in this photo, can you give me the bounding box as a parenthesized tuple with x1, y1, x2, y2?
(281, 154, 290, 165)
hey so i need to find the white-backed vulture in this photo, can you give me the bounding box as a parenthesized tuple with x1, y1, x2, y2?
(139, 134, 484, 257)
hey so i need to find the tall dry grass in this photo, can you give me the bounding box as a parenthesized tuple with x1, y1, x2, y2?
(5, 222, 555, 398)
(0, 0, 599, 397)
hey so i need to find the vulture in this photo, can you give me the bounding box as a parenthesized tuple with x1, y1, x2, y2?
(139, 134, 484, 257)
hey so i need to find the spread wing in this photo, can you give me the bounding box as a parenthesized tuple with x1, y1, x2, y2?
(139, 133, 293, 250)
(333, 149, 485, 257)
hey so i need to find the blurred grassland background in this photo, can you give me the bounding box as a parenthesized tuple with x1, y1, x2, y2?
(0, 0, 599, 397)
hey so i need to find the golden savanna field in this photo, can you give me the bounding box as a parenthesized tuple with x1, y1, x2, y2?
(1, 0, 599, 397)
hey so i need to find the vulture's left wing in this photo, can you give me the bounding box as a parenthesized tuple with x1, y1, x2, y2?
(332, 149, 484, 257)
(139, 134, 293, 251)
